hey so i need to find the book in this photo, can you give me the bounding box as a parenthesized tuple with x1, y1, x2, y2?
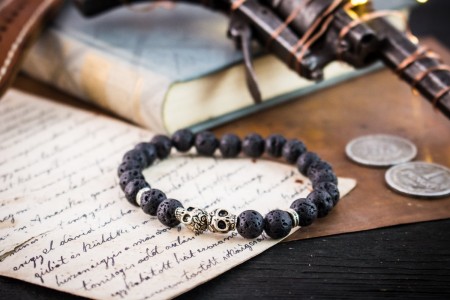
(21, 1, 414, 133)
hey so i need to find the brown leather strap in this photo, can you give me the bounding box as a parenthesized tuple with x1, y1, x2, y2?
(0, 0, 62, 98)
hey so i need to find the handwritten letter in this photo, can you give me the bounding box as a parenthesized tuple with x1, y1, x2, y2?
(0, 90, 356, 299)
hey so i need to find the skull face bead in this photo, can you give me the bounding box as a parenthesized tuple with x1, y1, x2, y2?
(207, 209, 236, 233)
(175, 206, 208, 234)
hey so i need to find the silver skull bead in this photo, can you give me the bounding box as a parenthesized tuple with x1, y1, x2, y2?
(175, 206, 208, 234)
(207, 208, 236, 233)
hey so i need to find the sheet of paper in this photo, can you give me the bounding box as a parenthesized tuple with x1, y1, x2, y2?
(0, 90, 356, 299)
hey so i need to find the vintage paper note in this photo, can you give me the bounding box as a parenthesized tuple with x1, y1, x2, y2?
(0, 90, 356, 299)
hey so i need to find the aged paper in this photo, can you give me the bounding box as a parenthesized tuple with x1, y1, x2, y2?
(0, 90, 356, 299)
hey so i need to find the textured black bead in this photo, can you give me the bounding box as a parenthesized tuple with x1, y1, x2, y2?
(265, 134, 287, 157)
(151, 135, 172, 159)
(119, 169, 144, 191)
(122, 149, 148, 169)
(236, 210, 265, 239)
(316, 182, 340, 206)
(219, 133, 242, 158)
(290, 198, 318, 227)
(306, 189, 333, 218)
(134, 142, 157, 166)
(297, 151, 320, 176)
(282, 139, 307, 164)
(264, 210, 292, 239)
(117, 160, 142, 177)
(124, 179, 150, 206)
(195, 131, 219, 156)
(242, 133, 265, 158)
(140, 189, 167, 216)
(157, 199, 183, 227)
(306, 160, 333, 178)
(171, 129, 194, 152)
(310, 169, 338, 188)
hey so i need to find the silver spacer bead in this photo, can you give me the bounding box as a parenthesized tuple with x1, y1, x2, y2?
(286, 208, 300, 228)
(135, 187, 151, 206)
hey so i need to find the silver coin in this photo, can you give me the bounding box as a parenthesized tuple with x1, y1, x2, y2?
(345, 134, 417, 167)
(385, 162, 450, 198)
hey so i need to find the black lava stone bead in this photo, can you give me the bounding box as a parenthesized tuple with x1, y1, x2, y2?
(265, 134, 287, 157)
(157, 199, 183, 227)
(306, 189, 333, 218)
(290, 198, 318, 227)
(242, 133, 265, 158)
(124, 178, 150, 206)
(306, 160, 333, 178)
(316, 182, 340, 206)
(195, 131, 219, 156)
(151, 135, 172, 159)
(310, 169, 338, 188)
(134, 142, 157, 166)
(140, 189, 167, 216)
(219, 133, 242, 158)
(117, 160, 142, 177)
(282, 139, 307, 164)
(122, 149, 148, 169)
(297, 151, 320, 176)
(264, 210, 292, 239)
(119, 169, 144, 191)
(172, 129, 194, 152)
(236, 210, 265, 239)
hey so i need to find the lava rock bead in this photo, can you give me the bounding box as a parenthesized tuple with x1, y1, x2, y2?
(290, 198, 318, 226)
(119, 169, 144, 191)
(242, 133, 265, 158)
(122, 149, 148, 169)
(157, 199, 183, 227)
(140, 189, 167, 216)
(316, 182, 340, 206)
(236, 210, 265, 239)
(195, 131, 219, 156)
(219, 133, 242, 158)
(310, 169, 338, 188)
(306, 189, 333, 218)
(117, 160, 142, 177)
(124, 178, 150, 206)
(264, 210, 292, 239)
(171, 129, 194, 152)
(134, 142, 157, 166)
(282, 139, 307, 164)
(297, 151, 320, 176)
(151, 135, 172, 159)
(265, 134, 287, 157)
(306, 160, 333, 178)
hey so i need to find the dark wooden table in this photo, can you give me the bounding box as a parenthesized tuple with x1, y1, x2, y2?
(2, 1, 450, 299)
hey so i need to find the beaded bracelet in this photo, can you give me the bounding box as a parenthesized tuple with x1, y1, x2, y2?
(118, 129, 339, 240)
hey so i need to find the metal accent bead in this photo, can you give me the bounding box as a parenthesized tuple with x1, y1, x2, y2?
(135, 187, 151, 206)
(175, 206, 209, 234)
(207, 208, 237, 233)
(286, 208, 300, 227)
